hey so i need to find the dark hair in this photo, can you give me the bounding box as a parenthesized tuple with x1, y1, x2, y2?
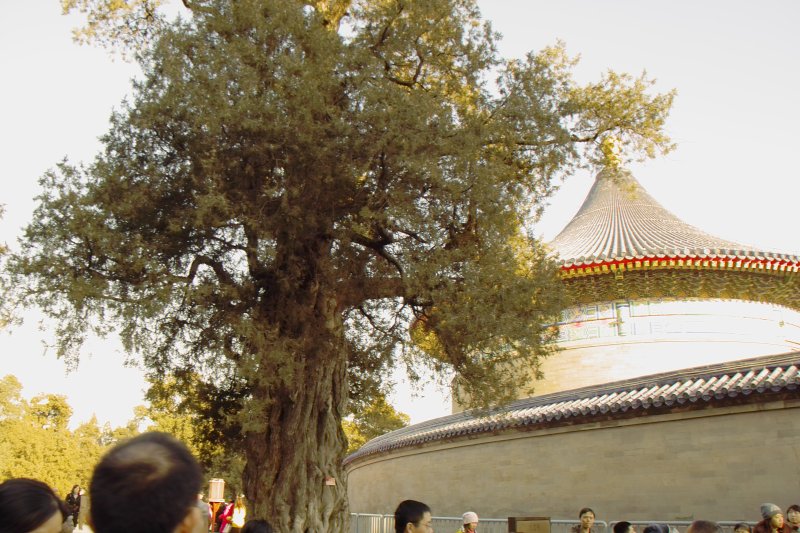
(686, 520, 722, 533)
(395, 500, 431, 533)
(0, 478, 68, 533)
(614, 522, 633, 533)
(643, 524, 671, 533)
(90, 432, 203, 533)
(788, 506, 800, 514)
(579, 508, 596, 519)
(242, 519, 274, 533)
(733, 524, 752, 533)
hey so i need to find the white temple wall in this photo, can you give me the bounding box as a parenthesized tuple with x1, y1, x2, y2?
(530, 299, 800, 398)
(452, 299, 800, 413)
(532, 339, 794, 397)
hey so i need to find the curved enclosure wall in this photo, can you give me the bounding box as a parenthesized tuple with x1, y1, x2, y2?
(346, 401, 800, 520)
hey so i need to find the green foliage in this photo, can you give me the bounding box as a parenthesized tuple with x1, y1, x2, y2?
(61, 0, 173, 55)
(24, 0, 667, 404)
(0, 374, 25, 420)
(0, 375, 105, 497)
(0, 206, 11, 330)
(140, 375, 238, 461)
(0, 372, 243, 500)
(29, 394, 73, 431)
(134, 375, 247, 497)
(343, 394, 409, 454)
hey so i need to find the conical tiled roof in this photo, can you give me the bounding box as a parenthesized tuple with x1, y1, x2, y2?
(546, 169, 800, 309)
(549, 170, 798, 267)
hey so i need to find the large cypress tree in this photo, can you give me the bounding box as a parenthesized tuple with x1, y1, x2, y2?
(10, 1, 673, 530)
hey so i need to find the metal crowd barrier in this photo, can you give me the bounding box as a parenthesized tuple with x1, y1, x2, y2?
(609, 521, 757, 533)
(430, 516, 512, 533)
(552, 521, 607, 533)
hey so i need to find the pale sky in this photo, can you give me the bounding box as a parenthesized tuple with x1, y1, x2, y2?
(1, 1, 798, 429)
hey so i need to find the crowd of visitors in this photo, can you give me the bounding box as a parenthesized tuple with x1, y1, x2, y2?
(0, 440, 794, 533)
(0, 432, 273, 533)
(390, 502, 800, 533)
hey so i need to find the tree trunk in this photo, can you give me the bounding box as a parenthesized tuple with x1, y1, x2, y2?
(242, 293, 350, 533)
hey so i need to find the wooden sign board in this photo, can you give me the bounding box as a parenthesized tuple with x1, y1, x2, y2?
(508, 517, 551, 533)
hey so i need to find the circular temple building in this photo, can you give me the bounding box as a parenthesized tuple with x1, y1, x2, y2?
(345, 170, 800, 521)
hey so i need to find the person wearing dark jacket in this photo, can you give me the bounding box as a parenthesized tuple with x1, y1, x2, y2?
(65, 485, 81, 527)
(754, 503, 792, 533)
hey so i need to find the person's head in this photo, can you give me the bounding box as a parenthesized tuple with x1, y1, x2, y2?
(733, 523, 752, 533)
(241, 519, 274, 533)
(236, 495, 246, 509)
(71, 485, 80, 496)
(642, 524, 670, 533)
(579, 509, 595, 530)
(787, 506, 800, 526)
(614, 521, 635, 533)
(762, 504, 784, 529)
(686, 520, 721, 533)
(462, 511, 479, 532)
(0, 478, 68, 533)
(394, 500, 432, 533)
(89, 432, 204, 533)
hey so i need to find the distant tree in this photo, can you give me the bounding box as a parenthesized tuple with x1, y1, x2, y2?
(343, 394, 409, 454)
(0, 374, 25, 421)
(98, 419, 138, 447)
(11, 1, 674, 529)
(135, 393, 198, 453)
(74, 414, 108, 465)
(28, 394, 73, 431)
(0, 376, 103, 495)
(0, 375, 26, 474)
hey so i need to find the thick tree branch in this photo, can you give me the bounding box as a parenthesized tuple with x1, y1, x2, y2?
(349, 228, 403, 277)
(187, 255, 237, 287)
